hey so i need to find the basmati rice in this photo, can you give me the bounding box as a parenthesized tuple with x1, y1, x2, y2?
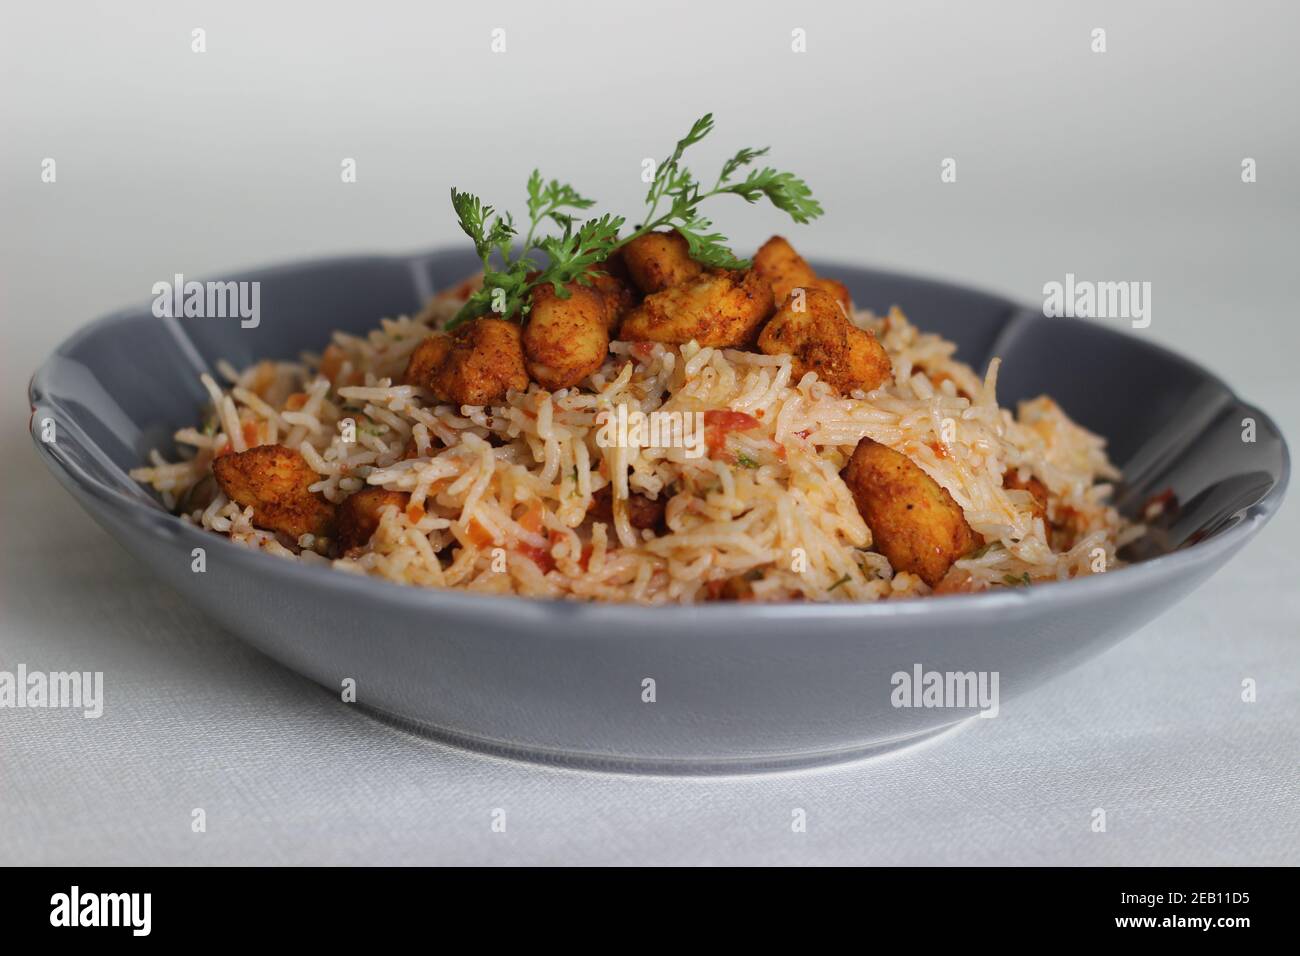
(130, 296, 1137, 603)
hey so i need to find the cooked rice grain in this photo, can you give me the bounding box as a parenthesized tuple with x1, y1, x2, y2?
(130, 304, 1132, 603)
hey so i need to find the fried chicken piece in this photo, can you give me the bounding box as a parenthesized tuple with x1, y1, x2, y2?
(584, 251, 636, 330)
(811, 277, 852, 312)
(709, 574, 757, 601)
(587, 486, 666, 532)
(212, 444, 336, 539)
(336, 487, 411, 550)
(1003, 468, 1049, 526)
(523, 281, 610, 390)
(753, 235, 852, 312)
(402, 318, 529, 406)
(840, 438, 980, 587)
(757, 286, 892, 393)
(621, 230, 703, 294)
(402, 334, 451, 390)
(618, 268, 774, 348)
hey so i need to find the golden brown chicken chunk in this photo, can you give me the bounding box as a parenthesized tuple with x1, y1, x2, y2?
(812, 277, 853, 313)
(583, 251, 637, 330)
(712, 575, 756, 601)
(402, 318, 529, 406)
(757, 287, 892, 393)
(523, 281, 610, 390)
(212, 444, 336, 539)
(621, 230, 703, 294)
(402, 334, 451, 390)
(618, 269, 775, 348)
(1003, 468, 1049, 526)
(840, 438, 981, 587)
(753, 235, 852, 312)
(336, 487, 411, 551)
(587, 486, 666, 532)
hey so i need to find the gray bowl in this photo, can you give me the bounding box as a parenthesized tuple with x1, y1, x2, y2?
(27, 249, 1289, 773)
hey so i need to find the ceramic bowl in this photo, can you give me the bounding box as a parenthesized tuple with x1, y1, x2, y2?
(28, 249, 1289, 772)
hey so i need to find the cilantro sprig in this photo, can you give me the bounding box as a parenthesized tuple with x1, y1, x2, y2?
(445, 113, 823, 327)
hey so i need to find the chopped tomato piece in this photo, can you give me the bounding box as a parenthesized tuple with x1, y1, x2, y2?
(704, 409, 761, 431)
(517, 499, 546, 535)
(465, 517, 495, 548)
(517, 541, 555, 573)
(703, 409, 761, 459)
(510, 501, 555, 572)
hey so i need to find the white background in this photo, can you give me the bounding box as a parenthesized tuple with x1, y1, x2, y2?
(2, 1, 1297, 864)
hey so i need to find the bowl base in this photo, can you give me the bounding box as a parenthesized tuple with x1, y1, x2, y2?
(347, 695, 976, 777)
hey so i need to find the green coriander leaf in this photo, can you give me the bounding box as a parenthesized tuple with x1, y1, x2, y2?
(646, 113, 715, 206)
(535, 213, 626, 295)
(446, 114, 823, 332)
(718, 168, 824, 223)
(717, 145, 770, 185)
(526, 170, 596, 239)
